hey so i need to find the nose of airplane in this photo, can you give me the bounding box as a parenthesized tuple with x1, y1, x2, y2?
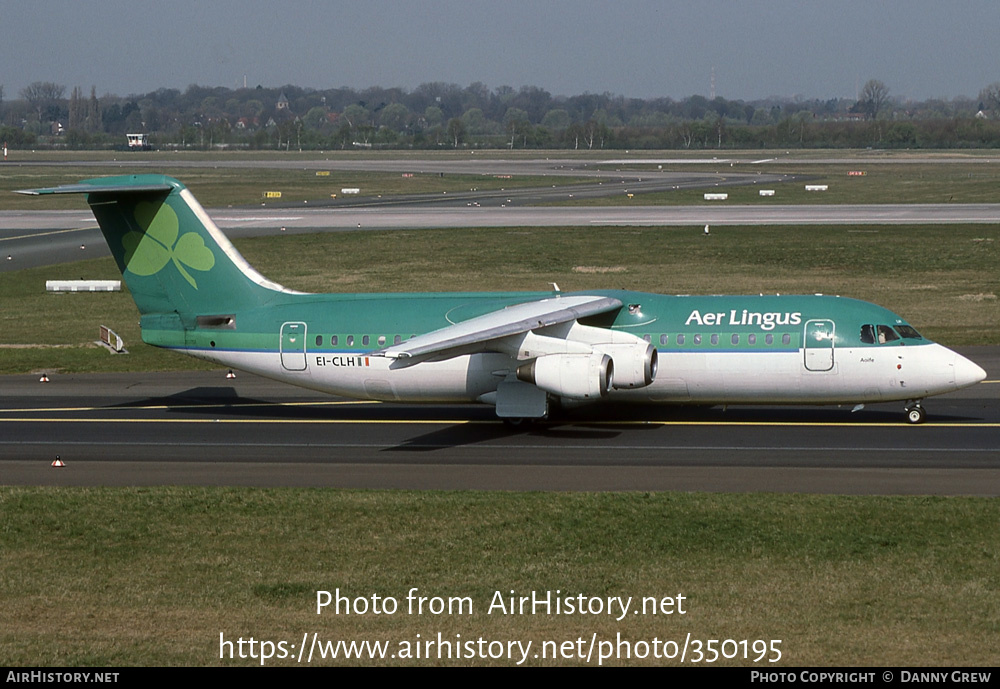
(953, 351, 987, 389)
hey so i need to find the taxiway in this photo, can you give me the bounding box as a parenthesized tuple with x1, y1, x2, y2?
(1, 347, 996, 493)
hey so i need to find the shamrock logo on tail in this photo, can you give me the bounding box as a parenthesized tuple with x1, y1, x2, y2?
(123, 201, 215, 288)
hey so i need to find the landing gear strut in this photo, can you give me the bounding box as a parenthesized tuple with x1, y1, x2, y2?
(905, 402, 926, 425)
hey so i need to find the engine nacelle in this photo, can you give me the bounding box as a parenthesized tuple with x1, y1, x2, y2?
(599, 343, 658, 389)
(516, 353, 613, 400)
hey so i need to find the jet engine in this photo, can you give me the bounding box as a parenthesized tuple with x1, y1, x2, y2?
(599, 343, 658, 389)
(516, 352, 613, 400)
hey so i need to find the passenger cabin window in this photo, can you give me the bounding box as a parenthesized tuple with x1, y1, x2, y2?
(331, 335, 338, 346)
(394, 335, 402, 345)
(660, 334, 669, 345)
(748, 334, 756, 345)
(363, 335, 370, 346)
(316, 335, 323, 346)
(693, 334, 702, 345)
(377, 335, 386, 346)
(782, 334, 791, 345)
(765, 334, 774, 345)
(347, 335, 354, 346)
(677, 334, 685, 345)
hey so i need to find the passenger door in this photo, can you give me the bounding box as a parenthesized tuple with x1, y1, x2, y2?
(803, 319, 835, 372)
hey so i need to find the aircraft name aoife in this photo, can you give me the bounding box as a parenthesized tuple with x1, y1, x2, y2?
(684, 309, 803, 331)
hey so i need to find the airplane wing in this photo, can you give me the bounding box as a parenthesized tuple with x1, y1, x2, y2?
(371, 294, 622, 362)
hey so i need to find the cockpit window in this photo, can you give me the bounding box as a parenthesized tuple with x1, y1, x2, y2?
(862, 323, 915, 344)
(877, 325, 900, 344)
(894, 325, 923, 340)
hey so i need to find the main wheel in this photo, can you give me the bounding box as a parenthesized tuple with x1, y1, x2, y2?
(502, 417, 530, 428)
(906, 405, 926, 424)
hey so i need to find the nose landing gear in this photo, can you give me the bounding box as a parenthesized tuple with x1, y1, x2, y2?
(905, 402, 926, 424)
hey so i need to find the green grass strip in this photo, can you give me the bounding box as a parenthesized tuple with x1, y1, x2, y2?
(1, 488, 997, 666)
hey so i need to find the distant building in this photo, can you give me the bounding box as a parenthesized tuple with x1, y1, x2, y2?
(276, 92, 290, 111)
(126, 133, 151, 150)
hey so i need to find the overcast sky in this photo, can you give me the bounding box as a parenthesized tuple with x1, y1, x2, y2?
(4, 1, 998, 103)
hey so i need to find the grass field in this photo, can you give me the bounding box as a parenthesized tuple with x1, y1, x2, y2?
(5, 148, 1000, 209)
(556, 161, 1000, 206)
(0, 165, 579, 211)
(2, 488, 997, 666)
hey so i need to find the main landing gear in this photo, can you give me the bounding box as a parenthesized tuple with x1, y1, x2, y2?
(905, 402, 926, 425)
(502, 416, 532, 428)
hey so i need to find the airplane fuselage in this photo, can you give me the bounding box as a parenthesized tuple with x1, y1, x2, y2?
(143, 290, 984, 409)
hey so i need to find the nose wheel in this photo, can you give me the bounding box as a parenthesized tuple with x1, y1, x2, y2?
(905, 403, 926, 424)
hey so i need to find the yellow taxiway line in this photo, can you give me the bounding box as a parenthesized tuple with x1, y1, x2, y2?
(0, 225, 98, 243)
(0, 416, 996, 428)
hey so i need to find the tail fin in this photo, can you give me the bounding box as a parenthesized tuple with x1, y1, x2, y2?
(19, 174, 298, 317)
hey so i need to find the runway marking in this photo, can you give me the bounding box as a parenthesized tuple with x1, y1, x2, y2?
(215, 216, 303, 222)
(0, 225, 97, 242)
(1, 416, 998, 428)
(4, 440, 998, 454)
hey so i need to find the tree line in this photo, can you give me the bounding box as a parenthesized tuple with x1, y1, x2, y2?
(4, 78, 1000, 150)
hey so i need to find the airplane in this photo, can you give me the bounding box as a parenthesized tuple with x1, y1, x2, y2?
(19, 174, 986, 425)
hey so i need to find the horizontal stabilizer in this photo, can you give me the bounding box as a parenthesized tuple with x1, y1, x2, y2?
(16, 182, 174, 196)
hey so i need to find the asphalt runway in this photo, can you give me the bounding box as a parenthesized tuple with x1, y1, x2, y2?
(5, 203, 1000, 273)
(1, 346, 997, 494)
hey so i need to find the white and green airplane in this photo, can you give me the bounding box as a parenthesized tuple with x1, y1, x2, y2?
(21, 174, 986, 424)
